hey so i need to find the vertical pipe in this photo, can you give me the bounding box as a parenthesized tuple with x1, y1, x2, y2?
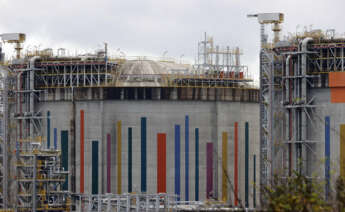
(128, 127, 132, 193)
(80, 110, 84, 193)
(253, 154, 256, 208)
(175, 125, 181, 200)
(340, 124, 345, 178)
(245, 122, 249, 208)
(117, 121, 122, 194)
(222, 132, 228, 202)
(47, 111, 50, 149)
(157, 133, 167, 193)
(141, 117, 147, 192)
(107, 134, 111, 193)
(195, 128, 199, 201)
(325, 117, 330, 199)
(61, 130, 69, 190)
(185, 115, 189, 201)
(54, 128, 57, 150)
(234, 122, 239, 206)
(206, 142, 213, 199)
(92, 141, 99, 194)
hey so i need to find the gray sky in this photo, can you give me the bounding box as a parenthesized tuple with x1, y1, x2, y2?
(0, 0, 344, 83)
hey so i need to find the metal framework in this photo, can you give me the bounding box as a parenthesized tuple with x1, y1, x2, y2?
(73, 193, 253, 212)
(0, 66, 9, 209)
(13, 59, 72, 211)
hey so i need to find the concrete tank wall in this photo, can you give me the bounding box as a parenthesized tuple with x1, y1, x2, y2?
(308, 88, 345, 184)
(38, 100, 259, 206)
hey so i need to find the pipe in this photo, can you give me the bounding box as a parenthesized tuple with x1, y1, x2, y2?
(29, 56, 39, 138)
(0, 66, 9, 208)
(300, 38, 312, 140)
(285, 55, 292, 103)
(300, 37, 313, 174)
(285, 55, 293, 175)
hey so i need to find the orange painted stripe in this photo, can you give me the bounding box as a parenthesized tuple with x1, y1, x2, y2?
(234, 122, 239, 206)
(157, 133, 167, 193)
(80, 110, 84, 193)
(330, 88, 345, 103)
(329, 72, 345, 87)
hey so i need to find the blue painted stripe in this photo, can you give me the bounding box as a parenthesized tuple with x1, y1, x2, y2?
(175, 125, 181, 200)
(253, 154, 256, 208)
(195, 128, 199, 201)
(325, 116, 330, 199)
(141, 117, 147, 192)
(47, 111, 50, 149)
(185, 115, 189, 201)
(54, 128, 57, 150)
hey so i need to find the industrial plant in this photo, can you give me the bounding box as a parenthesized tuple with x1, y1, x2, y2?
(0, 11, 341, 211)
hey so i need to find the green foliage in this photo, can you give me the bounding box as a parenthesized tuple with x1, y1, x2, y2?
(336, 177, 345, 212)
(262, 171, 332, 212)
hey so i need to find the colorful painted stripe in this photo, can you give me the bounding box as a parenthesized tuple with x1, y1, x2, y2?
(340, 124, 345, 178)
(80, 110, 85, 193)
(92, 140, 98, 194)
(195, 128, 199, 201)
(141, 117, 147, 192)
(245, 122, 249, 207)
(325, 116, 330, 199)
(128, 127, 132, 193)
(222, 132, 228, 202)
(157, 133, 167, 193)
(175, 125, 181, 200)
(253, 154, 256, 208)
(54, 128, 57, 150)
(107, 133, 111, 193)
(185, 115, 189, 201)
(117, 121, 122, 194)
(61, 130, 68, 190)
(47, 111, 50, 148)
(206, 142, 213, 199)
(234, 122, 239, 206)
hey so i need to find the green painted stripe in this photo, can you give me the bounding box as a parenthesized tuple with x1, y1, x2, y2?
(128, 127, 132, 193)
(195, 128, 199, 201)
(92, 141, 99, 194)
(61, 130, 68, 190)
(141, 117, 147, 192)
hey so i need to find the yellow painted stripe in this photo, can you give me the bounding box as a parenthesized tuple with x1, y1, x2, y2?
(340, 124, 345, 178)
(117, 121, 122, 194)
(222, 132, 228, 202)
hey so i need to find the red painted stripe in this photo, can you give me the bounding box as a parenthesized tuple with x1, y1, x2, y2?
(80, 110, 85, 193)
(234, 122, 239, 206)
(157, 133, 167, 193)
(107, 134, 111, 193)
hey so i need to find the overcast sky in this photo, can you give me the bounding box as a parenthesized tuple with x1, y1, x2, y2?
(0, 0, 344, 83)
